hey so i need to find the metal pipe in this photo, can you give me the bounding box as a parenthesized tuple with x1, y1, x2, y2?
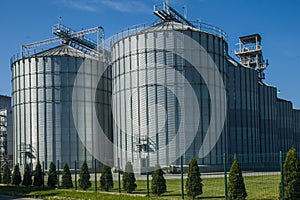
(118, 157, 121, 193)
(181, 155, 184, 200)
(94, 158, 97, 192)
(74, 160, 77, 190)
(224, 153, 227, 200)
(280, 151, 284, 200)
(57, 160, 60, 187)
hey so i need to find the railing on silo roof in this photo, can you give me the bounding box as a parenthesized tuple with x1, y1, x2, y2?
(109, 20, 228, 47)
(109, 22, 154, 47)
(191, 20, 228, 42)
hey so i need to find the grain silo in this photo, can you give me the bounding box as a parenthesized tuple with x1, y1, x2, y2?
(11, 23, 112, 170)
(110, 3, 228, 172)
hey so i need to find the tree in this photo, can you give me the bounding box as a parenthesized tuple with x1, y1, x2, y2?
(281, 147, 300, 199)
(100, 164, 113, 191)
(122, 161, 137, 193)
(227, 154, 247, 200)
(151, 164, 167, 196)
(33, 161, 43, 187)
(3, 164, 11, 184)
(78, 160, 91, 190)
(61, 163, 73, 189)
(22, 163, 32, 186)
(47, 162, 57, 187)
(12, 164, 22, 186)
(185, 158, 203, 199)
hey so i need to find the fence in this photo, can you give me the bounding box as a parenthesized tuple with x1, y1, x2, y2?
(6, 151, 294, 199)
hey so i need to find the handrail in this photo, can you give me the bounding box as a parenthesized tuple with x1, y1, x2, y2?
(109, 22, 154, 46)
(110, 20, 228, 46)
(234, 44, 262, 54)
(192, 20, 228, 42)
(52, 23, 99, 47)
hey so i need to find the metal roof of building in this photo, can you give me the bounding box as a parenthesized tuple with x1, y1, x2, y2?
(239, 34, 261, 44)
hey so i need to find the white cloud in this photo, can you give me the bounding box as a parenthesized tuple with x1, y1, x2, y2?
(99, 0, 150, 13)
(56, 0, 151, 13)
(59, 0, 98, 12)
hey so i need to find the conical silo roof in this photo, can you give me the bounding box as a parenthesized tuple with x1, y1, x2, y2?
(34, 44, 97, 59)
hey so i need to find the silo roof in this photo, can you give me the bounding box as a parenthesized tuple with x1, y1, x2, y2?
(142, 21, 197, 33)
(34, 44, 96, 59)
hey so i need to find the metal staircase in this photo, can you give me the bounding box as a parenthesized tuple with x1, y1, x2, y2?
(21, 22, 106, 59)
(0, 110, 8, 168)
(154, 2, 194, 27)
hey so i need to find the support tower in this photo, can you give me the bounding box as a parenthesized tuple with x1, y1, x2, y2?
(234, 34, 269, 80)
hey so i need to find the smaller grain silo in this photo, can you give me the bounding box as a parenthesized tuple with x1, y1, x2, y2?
(11, 23, 112, 170)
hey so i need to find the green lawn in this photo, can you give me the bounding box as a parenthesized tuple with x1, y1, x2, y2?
(0, 174, 280, 199)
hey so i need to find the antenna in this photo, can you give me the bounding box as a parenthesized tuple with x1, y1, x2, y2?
(166, 0, 170, 6)
(58, 16, 62, 25)
(183, 6, 187, 19)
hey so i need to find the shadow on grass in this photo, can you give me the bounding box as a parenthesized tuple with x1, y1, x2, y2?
(28, 192, 60, 199)
(0, 185, 55, 198)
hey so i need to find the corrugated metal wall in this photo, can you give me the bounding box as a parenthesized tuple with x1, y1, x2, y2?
(12, 49, 112, 170)
(111, 23, 228, 170)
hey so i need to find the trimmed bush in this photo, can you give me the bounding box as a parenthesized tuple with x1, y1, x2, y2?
(227, 154, 247, 200)
(122, 161, 137, 193)
(61, 163, 73, 189)
(151, 164, 166, 196)
(47, 162, 57, 187)
(281, 147, 300, 199)
(100, 164, 113, 191)
(185, 158, 202, 199)
(33, 161, 43, 187)
(22, 163, 32, 186)
(3, 164, 11, 184)
(78, 160, 91, 190)
(11, 164, 22, 186)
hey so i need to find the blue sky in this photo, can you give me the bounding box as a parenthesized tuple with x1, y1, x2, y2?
(1, 0, 300, 108)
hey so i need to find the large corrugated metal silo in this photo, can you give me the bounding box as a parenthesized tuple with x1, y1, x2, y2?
(11, 43, 112, 169)
(111, 17, 228, 171)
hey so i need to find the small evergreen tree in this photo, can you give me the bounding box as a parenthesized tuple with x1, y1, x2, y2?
(22, 163, 32, 186)
(227, 154, 247, 200)
(12, 164, 22, 186)
(3, 164, 11, 184)
(185, 158, 203, 199)
(281, 147, 300, 199)
(100, 164, 113, 191)
(47, 162, 57, 187)
(122, 161, 137, 193)
(61, 163, 73, 189)
(78, 160, 91, 190)
(33, 161, 43, 187)
(151, 164, 166, 196)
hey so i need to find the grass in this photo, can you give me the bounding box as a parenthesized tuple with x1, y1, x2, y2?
(244, 175, 280, 199)
(0, 174, 280, 199)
